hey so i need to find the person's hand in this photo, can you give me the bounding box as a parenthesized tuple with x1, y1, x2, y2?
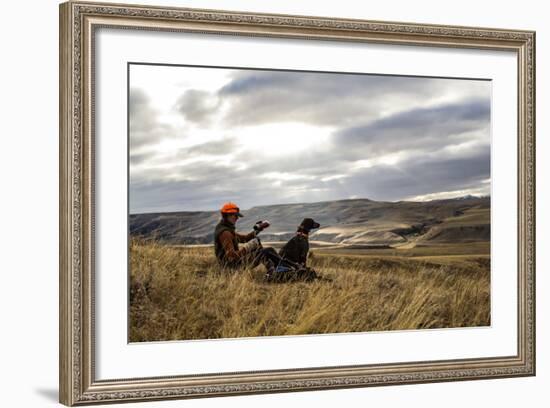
(253, 220, 270, 235)
(242, 238, 260, 253)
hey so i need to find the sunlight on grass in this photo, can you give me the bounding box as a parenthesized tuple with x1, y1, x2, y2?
(129, 239, 490, 342)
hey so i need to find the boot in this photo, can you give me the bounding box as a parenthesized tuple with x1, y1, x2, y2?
(264, 261, 275, 282)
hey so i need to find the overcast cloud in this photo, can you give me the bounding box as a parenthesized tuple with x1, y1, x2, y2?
(129, 65, 491, 213)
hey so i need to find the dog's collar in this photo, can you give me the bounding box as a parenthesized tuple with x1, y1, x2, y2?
(297, 231, 309, 238)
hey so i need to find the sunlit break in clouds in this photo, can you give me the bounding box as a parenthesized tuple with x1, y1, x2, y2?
(129, 64, 491, 214)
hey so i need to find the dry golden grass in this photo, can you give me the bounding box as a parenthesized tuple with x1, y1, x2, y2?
(129, 239, 490, 342)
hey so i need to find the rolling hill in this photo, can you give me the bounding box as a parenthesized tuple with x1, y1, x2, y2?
(130, 196, 490, 248)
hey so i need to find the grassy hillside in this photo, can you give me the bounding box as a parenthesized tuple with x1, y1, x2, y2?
(129, 239, 490, 342)
(130, 196, 490, 246)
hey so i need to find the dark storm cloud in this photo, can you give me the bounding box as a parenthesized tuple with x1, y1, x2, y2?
(339, 147, 491, 201)
(220, 70, 436, 99)
(130, 137, 240, 172)
(131, 179, 221, 213)
(130, 68, 491, 212)
(233, 150, 346, 179)
(245, 146, 491, 206)
(129, 151, 153, 166)
(129, 97, 491, 212)
(130, 162, 289, 213)
(129, 87, 175, 152)
(185, 137, 239, 156)
(331, 98, 490, 157)
(225, 98, 490, 178)
(130, 147, 490, 213)
(174, 89, 220, 124)
(217, 70, 482, 127)
(129, 88, 155, 136)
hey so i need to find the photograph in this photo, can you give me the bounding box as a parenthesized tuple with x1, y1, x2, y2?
(59, 2, 535, 404)
(128, 64, 492, 342)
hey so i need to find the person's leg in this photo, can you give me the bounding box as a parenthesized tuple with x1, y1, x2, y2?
(255, 247, 289, 281)
(241, 247, 294, 281)
(221, 259, 242, 272)
(244, 247, 263, 268)
(259, 247, 284, 266)
(242, 247, 279, 275)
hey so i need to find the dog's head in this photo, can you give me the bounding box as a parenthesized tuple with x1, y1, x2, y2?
(298, 218, 320, 233)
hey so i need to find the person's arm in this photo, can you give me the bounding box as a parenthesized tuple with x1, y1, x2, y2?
(219, 231, 247, 262)
(235, 231, 255, 243)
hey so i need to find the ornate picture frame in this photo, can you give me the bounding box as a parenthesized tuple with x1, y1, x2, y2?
(59, 1, 535, 405)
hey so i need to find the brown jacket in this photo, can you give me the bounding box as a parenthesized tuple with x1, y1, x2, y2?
(214, 219, 255, 265)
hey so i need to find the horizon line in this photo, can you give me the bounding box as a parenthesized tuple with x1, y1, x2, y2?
(129, 194, 491, 216)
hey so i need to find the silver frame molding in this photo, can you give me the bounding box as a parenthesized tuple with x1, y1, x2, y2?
(59, 1, 536, 405)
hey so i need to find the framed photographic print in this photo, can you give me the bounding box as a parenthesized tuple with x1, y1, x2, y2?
(59, 1, 536, 405)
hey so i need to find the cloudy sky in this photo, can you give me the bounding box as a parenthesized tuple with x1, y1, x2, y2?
(129, 64, 491, 214)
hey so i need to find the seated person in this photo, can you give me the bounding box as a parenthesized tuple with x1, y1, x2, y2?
(214, 202, 281, 272)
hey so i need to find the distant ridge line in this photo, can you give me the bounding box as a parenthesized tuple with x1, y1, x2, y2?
(130, 195, 490, 216)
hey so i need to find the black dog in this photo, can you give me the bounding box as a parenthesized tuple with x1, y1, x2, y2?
(278, 218, 320, 267)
